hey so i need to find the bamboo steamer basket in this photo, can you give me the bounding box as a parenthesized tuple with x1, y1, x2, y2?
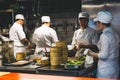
(50, 65, 60, 69)
(56, 41, 67, 49)
(56, 41, 68, 64)
(16, 52, 26, 61)
(50, 47, 62, 65)
(62, 51, 68, 64)
(50, 61, 61, 65)
(50, 46, 61, 53)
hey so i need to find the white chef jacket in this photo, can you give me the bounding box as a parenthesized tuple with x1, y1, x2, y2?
(33, 25, 58, 53)
(9, 22, 26, 46)
(71, 27, 98, 64)
(9, 22, 26, 57)
(72, 27, 98, 47)
(97, 27, 119, 78)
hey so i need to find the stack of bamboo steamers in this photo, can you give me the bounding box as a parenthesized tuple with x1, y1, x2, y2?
(50, 41, 68, 66)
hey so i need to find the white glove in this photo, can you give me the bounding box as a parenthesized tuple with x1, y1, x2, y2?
(85, 55, 94, 64)
(85, 49, 94, 64)
(83, 49, 89, 55)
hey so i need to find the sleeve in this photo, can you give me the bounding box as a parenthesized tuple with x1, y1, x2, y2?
(51, 30, 59, 43)
(71, 31, 77, 45)
(16, 26, 26, 40)
(98, 34, 110, 60)
(32, 30, 39, 44)
(32, 31, 36, 44)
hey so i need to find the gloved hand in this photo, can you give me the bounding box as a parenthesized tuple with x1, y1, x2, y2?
(85, 49, 94, 64)
(70, 45, 78, 51)
(83, 49, 89, 55)
(83, 49, 95, 55)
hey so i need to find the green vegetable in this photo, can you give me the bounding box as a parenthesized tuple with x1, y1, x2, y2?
(66, 55, 86, 65)
(78, 55, 86, 61)
(66, 60, 84, 65)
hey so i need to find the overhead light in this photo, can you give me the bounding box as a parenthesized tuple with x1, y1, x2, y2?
(16, 0, 32, 1)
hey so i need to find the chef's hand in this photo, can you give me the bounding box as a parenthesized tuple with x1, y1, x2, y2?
(70, 45, 77, 51)
(84, 49, 95, 56)
(26, 42, 32, 49)
(87, 49, 93, 56)
(73, 46, 78, 51)
(83, 49, 89, 55)
(87, 49, 99, 58)
(21, 38, 29, 46)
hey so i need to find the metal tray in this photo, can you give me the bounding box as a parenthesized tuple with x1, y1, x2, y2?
(64, 63, 84, 70)
(4, 60, 31, 66)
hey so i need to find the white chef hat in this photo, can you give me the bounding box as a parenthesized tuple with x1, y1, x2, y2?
(78, 12, 89, 18)
(15, 14, 25, 20)
(94, 11, 112, 23)
(41, 16, 51, 23)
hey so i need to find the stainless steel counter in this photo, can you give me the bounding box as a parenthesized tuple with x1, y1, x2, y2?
(0, 63, 96, 77)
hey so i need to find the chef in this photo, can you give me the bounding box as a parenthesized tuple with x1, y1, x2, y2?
(71, 12, 98, 59)
(9, 14, 30, 58)
(33, 16, 58, 55)
(86, 11, 119, 78)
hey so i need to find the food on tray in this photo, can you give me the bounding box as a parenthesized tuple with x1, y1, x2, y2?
(64, 56, 86, 69)
(66, 60, 84, 65)
(65, 55, 86, 65)
(11, 61, 29, 65)
(16, 52, 26, 61)
(78, 55, 86, 61)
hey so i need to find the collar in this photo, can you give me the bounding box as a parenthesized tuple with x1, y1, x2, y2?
(79, 27, 89, 32)
(15, 22, 22, 26)
(42, 24, 49, 27)
(15, 22, 20, 25)
(103, 27, 112, 34)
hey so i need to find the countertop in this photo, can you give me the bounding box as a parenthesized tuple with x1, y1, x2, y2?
(0, 63, 40, 74)
(37, 64, 95, 77)
(0, 63, 96, 77)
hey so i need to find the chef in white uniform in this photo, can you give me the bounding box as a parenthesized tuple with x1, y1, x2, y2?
(87, 11, 119, 78)
(9, 14, 30, 58)
(33, 16, 58, 55)
(71, 12, 98, 59)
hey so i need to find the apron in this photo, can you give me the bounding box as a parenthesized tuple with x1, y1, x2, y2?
(35, 46, 50, 57)
(97, 60, 119, 78)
